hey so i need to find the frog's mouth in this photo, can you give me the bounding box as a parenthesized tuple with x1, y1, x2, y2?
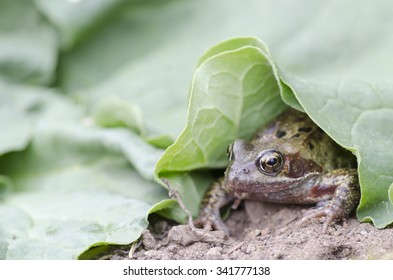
(226, 175, 322, 204)
(227, 174, 318, 195)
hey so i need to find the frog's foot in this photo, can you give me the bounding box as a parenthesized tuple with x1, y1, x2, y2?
(195, 178, 236, 236)
(300, 169, 360, 233)
(194, 208, 230, 236)
(299, 204, 341, 233)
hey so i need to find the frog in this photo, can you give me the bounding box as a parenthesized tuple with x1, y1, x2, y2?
(196, 109, 360, 235)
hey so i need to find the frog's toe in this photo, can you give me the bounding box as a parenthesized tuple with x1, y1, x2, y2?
(194, 217, 212, 231)
(194, 210, 230, 236)
(299, 207, 337, 233)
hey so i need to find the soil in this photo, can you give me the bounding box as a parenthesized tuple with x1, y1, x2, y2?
(123, 201, 393, 260)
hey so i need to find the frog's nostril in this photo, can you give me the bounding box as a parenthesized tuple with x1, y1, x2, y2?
(242, 168, 250, 174)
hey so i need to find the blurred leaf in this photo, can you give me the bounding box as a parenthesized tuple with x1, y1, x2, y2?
(0, 81, 166, 259)
(92, 96, 144, 135)
(57, 0, 393, 140)
(0, 175, 13, 198)
(0, 122, 167, 259)
(0, 81, 81, 155)
(0, 0, 57, 85)
(33, 0, 128, 49)
(2, 0, 393, 259)
(145, 134, 174, 149)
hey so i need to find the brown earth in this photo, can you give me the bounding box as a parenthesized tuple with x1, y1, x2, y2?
(122, 201, 393, 260)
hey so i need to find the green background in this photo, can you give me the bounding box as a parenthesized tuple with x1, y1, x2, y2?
(1, 0, 392, 259)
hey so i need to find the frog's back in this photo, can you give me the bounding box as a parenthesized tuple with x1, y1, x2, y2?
(252, 109, 356, 171)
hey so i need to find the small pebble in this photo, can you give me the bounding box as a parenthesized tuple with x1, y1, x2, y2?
(206, 247, 223, 260)
(245, 229, 261, 240)
(144, 250, 170, 260)
(142, 230, 156, 250)
(245, 244, 256, 254)
(167, 225, 226, 246)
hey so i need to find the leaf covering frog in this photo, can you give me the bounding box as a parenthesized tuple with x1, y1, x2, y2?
(197, 109, 360, 235)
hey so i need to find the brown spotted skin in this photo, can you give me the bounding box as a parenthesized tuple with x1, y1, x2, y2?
(196, 109, 359, 234)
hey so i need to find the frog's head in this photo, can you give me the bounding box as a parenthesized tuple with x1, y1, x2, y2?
(224, 139, 322, 194)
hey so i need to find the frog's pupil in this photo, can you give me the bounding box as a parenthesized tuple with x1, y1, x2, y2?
(267, 157, 278, 166)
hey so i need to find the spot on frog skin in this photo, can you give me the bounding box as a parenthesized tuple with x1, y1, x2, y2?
(276, 130, 286, 138)
(295, 117, 306, 122)
(298, 127, 313, 133)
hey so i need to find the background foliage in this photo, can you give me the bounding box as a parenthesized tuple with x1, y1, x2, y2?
(1, 0, 393, 259)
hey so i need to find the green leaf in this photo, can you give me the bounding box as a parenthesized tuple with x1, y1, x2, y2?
(0, 122, 167, 259)
(145, 134, 174, 150)
(3, 0, 393, 259)
(58, 0, 393, 140)
(156, 35, 393, 229)
(33, 0, 128, 49)
(157, 172, 216, 223)
(0, 0, 57, 85)
(155, 38, 287, 217)
(281, 77, 393, 228)
(0, 175, 13, 198)
(0, 81, 81, 155)
(92, 96, 144, 135)
(156, 40, 286, 172)
(0, 81, 167, 259)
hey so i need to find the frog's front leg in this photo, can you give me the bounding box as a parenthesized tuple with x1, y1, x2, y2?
(301, 168, 360, 232)
(195, 178, 236, 236)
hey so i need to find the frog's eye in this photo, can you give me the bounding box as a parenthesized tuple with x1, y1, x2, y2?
(227, 143, 234, 161)
(258, 149, 283, 175)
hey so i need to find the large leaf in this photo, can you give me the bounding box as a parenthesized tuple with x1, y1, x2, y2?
(2, 0, 393, 259)
(0, 83, 167, 259)
(155, 38, 287, 218)
(57, 0, 393, 139)
(0, 81, 81, 155)
(0, 122, 167, 259)
(156, 37, 393, 229)
(157, 40, 285, 173)
(281, 78, 393, 228)
(58, 0, 197, 138)
(33, 0, 128, 49)
(0, 0, 57, 85)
